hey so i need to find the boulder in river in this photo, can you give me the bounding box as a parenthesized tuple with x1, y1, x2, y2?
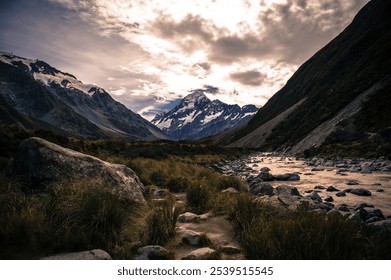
(274, 173, 300, 181)
(351, 189, 372, 196)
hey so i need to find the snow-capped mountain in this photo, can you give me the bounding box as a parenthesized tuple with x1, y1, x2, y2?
(0, 52, 169, 140)
(152, 90, 258, 140)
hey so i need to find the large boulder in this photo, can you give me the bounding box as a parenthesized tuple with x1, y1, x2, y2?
(10, 137, 146, 204)
(40, 249, 111, 260)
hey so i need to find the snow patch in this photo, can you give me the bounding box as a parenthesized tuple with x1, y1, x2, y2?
(203, 111, 223, 124)
(156, 118, 173, 129)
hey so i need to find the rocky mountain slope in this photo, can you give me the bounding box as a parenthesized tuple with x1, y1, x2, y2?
(152, 90, 258, 140)
(0, 52, 169, 140)
(215, 0, 391, 157)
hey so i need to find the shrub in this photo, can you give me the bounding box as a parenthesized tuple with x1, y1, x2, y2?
(229, 196, 377, 259)
(43, 180, 140, 252)
(142, 196, 183, 246)
(186, 184, 211, 213)
(217, 176, 246, 191)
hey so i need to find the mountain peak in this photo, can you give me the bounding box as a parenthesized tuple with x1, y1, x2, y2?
(152, 90, 258, 140)
(182, 91, 209, 103)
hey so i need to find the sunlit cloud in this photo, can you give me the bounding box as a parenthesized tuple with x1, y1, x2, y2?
(0, 0, 369, 120)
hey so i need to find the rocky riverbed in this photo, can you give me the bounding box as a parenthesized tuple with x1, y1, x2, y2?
(209, 153, 391, 223)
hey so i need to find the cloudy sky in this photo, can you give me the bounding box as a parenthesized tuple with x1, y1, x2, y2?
(0, 0, 368, 120)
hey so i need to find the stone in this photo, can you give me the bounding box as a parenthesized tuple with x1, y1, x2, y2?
(326, 186, 340, 192)
(252, 182, 274, 196)
(257, 171, 275, 181)
(10, 137, 146, 204)
(346, 180, 359, 185)
(275, 185, 301, 197)
(219, 245, 242, 255)
(325, 196, 334, 202)
(354, 203, 374, 211)
(41, 249, 111, 260)
(274, 173, 300, 181)
(338, 205, 350, 212)
(153, 189, 169, 199)
(181, 247, 219, 260)
(198, 213, 212, 221)
(134, 246, 171, 260)
(177, 229, 208, 246)
(275, 185, 302, 206)
(362, 207, 385, 221)
(260, 167, 271, 172)
(311, 167, 324, 171)
(315, 185, 326, 190)
(336, 191, 346, 197)
(351, 189, 372, 196)
(318, 203, 333, 212)
(221, 187, 239, 193)
(178, 212, 199, 223)
(307, 191, 322, 202)
(349, 207, 384, 222)
(376, 189, 384, 193)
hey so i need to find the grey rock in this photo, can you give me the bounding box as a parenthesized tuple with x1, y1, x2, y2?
(349, 207, 384, 222)
(41, 249, 111, 260)
(315, 185, 326, 190)
(325, 196, 334, 202)
(307, 191, 322, 202)
(134, 246, 171, 260)
(376, 189, 384, 193)
(346, 180, 359, 185)
(318, 203, 333, 212)
(178, 212, 200, 223)
(177, 229, 208, 246)
(10, 137, 146, 204)
(354, 203, 374, 211)
(338, 205, 350, 212)
(181, 247, 219, 260)
(219, 245, 242, 255)
(257, 171, 275, 181)
(351, 189, 372, 196)
(260, 167, 271, 172)
(336, 191, 346, 197)
(153, 189, 169, 199)
(252, 182, 274, 196)
(275, 185, 301, 197)
(274, 173, 300, 181)
(326, 186, 340, 192)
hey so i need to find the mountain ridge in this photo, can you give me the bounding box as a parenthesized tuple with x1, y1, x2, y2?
(152, 90, 258, 140)
(0, 52, 170, 141)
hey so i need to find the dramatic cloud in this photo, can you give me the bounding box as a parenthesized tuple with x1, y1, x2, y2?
(230, 70, 266, 86)
(0, 0, 369, 119)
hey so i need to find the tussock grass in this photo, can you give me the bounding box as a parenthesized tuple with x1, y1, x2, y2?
(141, 196, 184, 246)
(0, 174, 144, 259)
(229, 195, 391, 259)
